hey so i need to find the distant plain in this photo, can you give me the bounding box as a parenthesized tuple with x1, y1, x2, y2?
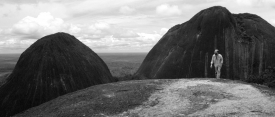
(0, 53, 147, 84)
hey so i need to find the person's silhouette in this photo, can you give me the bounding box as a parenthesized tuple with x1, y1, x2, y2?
(210, 49, 223, 79)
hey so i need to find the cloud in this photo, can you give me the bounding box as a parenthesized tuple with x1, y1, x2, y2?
(11, 12, 65, 39)
(0, 10, 167, 52)
(81, 21, 139, 39)
(119, 6, 135, 14)
(160, 28, 168, 35)
(2, 0, 275, 53)
(94, 22, 110, 30)
(137, 32, 162, 42)
(228, 0, 275, 7)
(84, 22, 111, 38)
(3, 13, 144, 50)
(0, 0, 45, 4)
(235, 0, 263, 7)
(76, 27, 167, 52)
(16, 5, 22, 10)
(270, 19, 275, 26)
(68, 24, 81, 33)
(0, 38, 35, 50)
(114, 30, 138, 38)
(0, 0, 76, 4)
(2, 14, 8, 17)
(78, 32, 161, 51)
(156, 4, 182, 16)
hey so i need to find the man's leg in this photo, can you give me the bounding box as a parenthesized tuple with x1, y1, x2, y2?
(215, 66, 218, 78)
(217, 66, 221, 79)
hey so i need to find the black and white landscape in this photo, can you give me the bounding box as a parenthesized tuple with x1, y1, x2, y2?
(0, 0, 275, 117)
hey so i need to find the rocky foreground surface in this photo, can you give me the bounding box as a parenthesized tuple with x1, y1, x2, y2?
(15, 78, 275, 117)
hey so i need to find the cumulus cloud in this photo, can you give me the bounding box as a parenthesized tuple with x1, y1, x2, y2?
(78, 32, 161, 51)
(5, 12, 158, 51)
(156, 4, 182, 16)
(76, 27, 167, 52)
(83, 22, 111, 38)
(68, 24, 81, 33)
(1, 13, 166, 52)
(11, 12, 65, 39)
(119, 6, 135, 14)
(0, 2, 175, 53)
(137, 33, 162, 43)
(94, 22, 110, 30)
(10, 12, 84, 39)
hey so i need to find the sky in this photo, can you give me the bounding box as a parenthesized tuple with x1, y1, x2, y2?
(0, 0, 275, 53)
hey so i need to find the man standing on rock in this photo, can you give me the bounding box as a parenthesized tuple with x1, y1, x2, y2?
(210, 49, 223, 79)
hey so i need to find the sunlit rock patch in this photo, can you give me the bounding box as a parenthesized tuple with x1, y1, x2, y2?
(15, 79, 275, 117)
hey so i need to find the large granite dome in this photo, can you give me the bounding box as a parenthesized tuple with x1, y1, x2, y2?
(0, 32, 116, 117)
(135, 6, 275, 80)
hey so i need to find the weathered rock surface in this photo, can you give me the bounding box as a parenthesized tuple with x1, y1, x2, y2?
(14, 79, 275, 117)
(0, 32, 116, 117)
(134, 6, 275, 79)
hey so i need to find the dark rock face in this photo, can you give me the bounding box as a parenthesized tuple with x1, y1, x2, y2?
(0, 32, 116, 117)
(135, 6, 275, 79)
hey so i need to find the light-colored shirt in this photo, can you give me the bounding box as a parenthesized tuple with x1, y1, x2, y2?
(211, 54, 223, 67)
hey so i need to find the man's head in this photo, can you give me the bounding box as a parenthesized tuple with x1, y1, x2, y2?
(214, 49, 218, 55)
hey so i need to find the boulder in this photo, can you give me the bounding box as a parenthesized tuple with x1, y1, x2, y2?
(0, 32, 116, 117)
(135, 6, 275, 79)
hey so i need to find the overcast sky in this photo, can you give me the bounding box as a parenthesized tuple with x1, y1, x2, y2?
(0, 0, 274, 53)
